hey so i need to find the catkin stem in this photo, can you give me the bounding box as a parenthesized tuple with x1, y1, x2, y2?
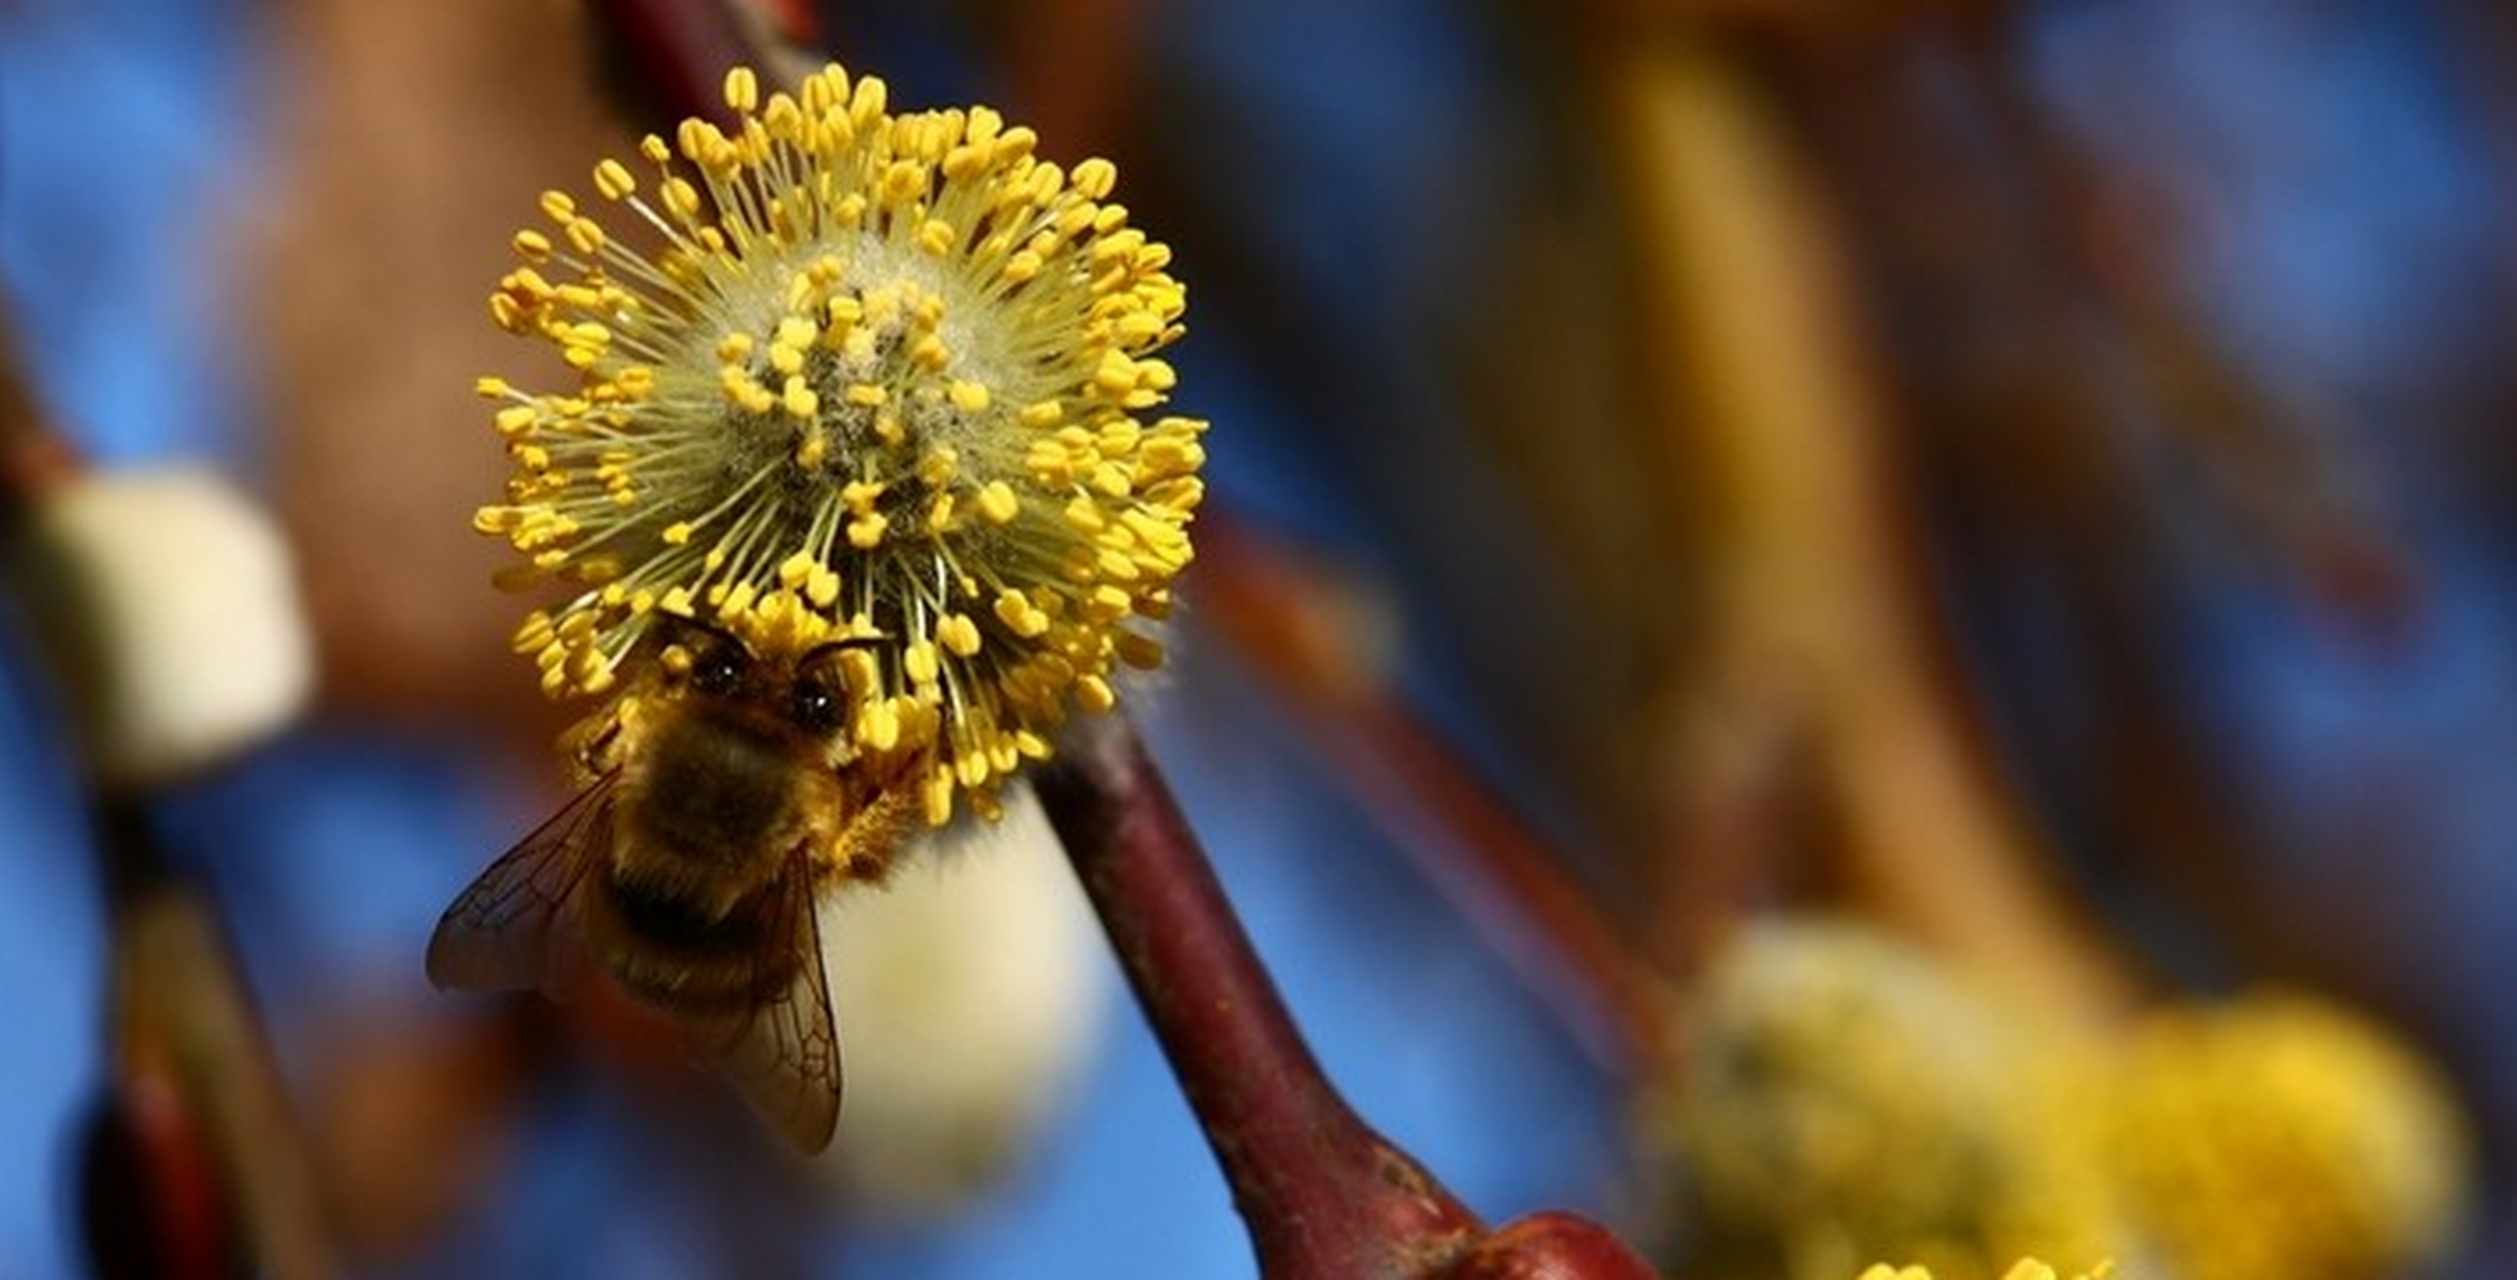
(1032, 715, 1484, 1279)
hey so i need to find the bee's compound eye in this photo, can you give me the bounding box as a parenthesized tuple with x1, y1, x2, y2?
(692, 650, 746, 696)
(789, 676, 845, 734)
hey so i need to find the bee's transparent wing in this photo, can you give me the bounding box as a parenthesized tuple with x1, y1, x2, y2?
(701, 862, 844, 1153)
(425, 773, 619, 999)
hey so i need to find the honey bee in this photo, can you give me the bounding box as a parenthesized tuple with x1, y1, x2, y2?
(427, 616, 929, 1152)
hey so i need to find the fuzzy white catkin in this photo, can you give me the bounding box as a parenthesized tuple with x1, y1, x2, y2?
(9, 467, 312, 787)
(816, 785, 1106, 1215)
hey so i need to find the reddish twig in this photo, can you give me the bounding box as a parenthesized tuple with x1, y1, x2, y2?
(0, 305, 80, 515)
(1034, 716, 1480, 1277)
(1001, 0, 1146, 159)
(582, 0, 818, 130)
(86, 801, 337, 1280)
(1033, 715, 1661, 1279)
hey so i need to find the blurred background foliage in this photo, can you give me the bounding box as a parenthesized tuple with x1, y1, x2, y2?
(1, 0, 2511, 1276)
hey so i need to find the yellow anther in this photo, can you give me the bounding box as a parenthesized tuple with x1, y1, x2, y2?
(1076, 674, 1116, 712)
(881, 159, 926, 203)
(778, 550, 819, 588)
(942, 144, 987, 182)
(904, 640, 940, 685)
(1096, 546, 1141, 581)
(661, 176, 702, 222)
(505, 267, 555, 300)
(1086, 584, 1132, 619)
(841, 480, 885, 513)
(1026, 440, 1076, 485)
(859, 700, 901, 751)
(955, 753, 990, 788)
(724, 66, 759, 114)
(994, 590, 1050, 638)
(594, 158, 636, 200)
(1093, 349, 1137, 393)
(976, 481, 1020, 524)
(1072, 157, 1118, 200)
(782, 377, 819, 418)
(1141, 434, 1204, 475)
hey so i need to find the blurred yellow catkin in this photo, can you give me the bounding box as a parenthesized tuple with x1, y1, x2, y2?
(1645, 920, 2124, 1280)
(1651, 921, 2473, 1280)
(2108, 994, 2470, 1280)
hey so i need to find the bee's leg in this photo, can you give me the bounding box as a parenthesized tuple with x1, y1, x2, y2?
(561, 702, 627, 776)
(824, 784, 928, 884)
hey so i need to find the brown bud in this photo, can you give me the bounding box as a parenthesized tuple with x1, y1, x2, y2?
(1428, 1211, 1664, 1280)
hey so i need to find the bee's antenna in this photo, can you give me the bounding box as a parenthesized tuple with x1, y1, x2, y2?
(650, 609, 751, 657)
(798, 632, 888, 668)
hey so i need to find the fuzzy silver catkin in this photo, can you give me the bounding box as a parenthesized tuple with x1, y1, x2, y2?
(10, 467, 312, 787)
(814, 784, 1105, 1214)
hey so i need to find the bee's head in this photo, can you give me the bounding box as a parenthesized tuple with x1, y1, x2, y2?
(649, 612, 883, 741)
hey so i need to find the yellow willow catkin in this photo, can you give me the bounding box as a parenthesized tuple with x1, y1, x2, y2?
(476, 63, 1206, 824)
